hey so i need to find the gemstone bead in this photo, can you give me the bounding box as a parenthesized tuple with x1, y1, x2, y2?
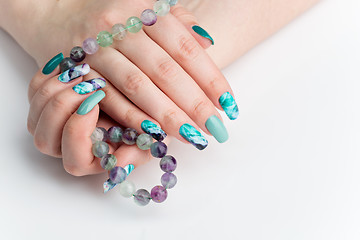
(112, 23, 127, 40)
(140, 9, 157, 26)
(151, 185, 168, 203)
(82, 38, 99, 55)
(133, 189, 151, 206)
(126, 17, 143, 33)
(97, 31, 113, 47)
(100, 154, 117, 170)
(154, 0, 170, 16)
(167, 0, 178, 6)
(136, 134, 153, 150)
(59, 57, 76, 73)
(161, 172, 177, 189)
(160, 155, 177, 172)
(70, 46, 86, 62)
(122, 128, 138, 145)
(92, 141, 109, 158)
(150, 142, 167, 158)
(118, 180, 136, 198)
(91, 127, 109, 143)
(109, 166, 127, 184)
(108, 126, 123, 143)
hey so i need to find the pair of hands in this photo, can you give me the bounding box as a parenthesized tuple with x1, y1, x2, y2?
(27, 0, 237, 176)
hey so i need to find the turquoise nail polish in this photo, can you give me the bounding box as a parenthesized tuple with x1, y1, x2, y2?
(219, 92, 239, 120)
(192, 25, 214, 45)
(205, 115, 229, 143)
(179, 124, 208, 150)
(73, 78, 106, 95)
(141, 120, 167, 141)
(103, 164, 135, 193)
(42, 53, 64, 75)
(77, 90, 105, 115)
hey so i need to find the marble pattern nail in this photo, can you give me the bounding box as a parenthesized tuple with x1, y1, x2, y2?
(73, 78, 106, 94)
(103, 164, 135, 193)
(141, 120, 167, 141)
(219, 92, 239, 120)
(179, 124, 208, 150)
(58, 63, 90, 83)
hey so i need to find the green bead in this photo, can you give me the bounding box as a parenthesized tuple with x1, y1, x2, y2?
(97, 31, 113, 47)
(126, 17, 143, 33)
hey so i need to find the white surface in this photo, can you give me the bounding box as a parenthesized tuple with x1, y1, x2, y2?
(1, 0, 360, 239)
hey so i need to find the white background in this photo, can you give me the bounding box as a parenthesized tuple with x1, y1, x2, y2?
(1, 0, 359, 239)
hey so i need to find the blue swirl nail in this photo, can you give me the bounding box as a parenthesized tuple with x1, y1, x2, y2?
(219, 92, 239, 120)
(141, 120, 167, 141)
(179, 124, 208, 150)
(73, 78, 106, 94)
(58, 63, 90, 83)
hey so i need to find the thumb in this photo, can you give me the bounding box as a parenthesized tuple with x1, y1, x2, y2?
(171, 3, 214, 49)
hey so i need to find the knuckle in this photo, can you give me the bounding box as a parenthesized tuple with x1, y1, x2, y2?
(178, 35, 200, 60)
(162, 109, 179, 128)
(37, 85, 52, 100)
(122, 73, 145, 96)
(51, 94, 67, 111)
(193, 99, 210, 116)
(157, 59, 178, 81)
(96, 9, 118, 30)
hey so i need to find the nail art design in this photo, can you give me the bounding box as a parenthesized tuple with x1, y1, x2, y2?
(42, 53, 64, 75)
(141, 120, 167, 141)
(58, 63, 90, 83)
(219, 92, 239, 120)
(73, 78, 106, 94)
(192, 25, 214, 45)
(179, 124, 208, 150)
(77, 90, 106, 115)
(103, 164, 135, 193)
(205, 115, 229, 143)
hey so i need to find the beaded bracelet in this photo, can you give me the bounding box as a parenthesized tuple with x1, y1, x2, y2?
(59, 0, 178, 72)
(91, 126, 177, 206)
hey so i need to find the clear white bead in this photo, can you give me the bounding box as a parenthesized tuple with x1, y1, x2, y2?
(154, 0, 170, 16)
(118, 180, 136, 198)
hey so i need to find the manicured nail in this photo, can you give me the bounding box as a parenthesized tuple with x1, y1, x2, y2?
(103, 164, 135, 193)
(73, 78, 106, 94)
(205, 115, 229, 143)
(192, 25, 214, 45)
(141, 120, 167, 141)
(42, 53, 64, 75)
(219, 92, 239, 120)
(77, 90, 105, 115)
(179, 123, 208, 150)
(58, 63, 90, 83)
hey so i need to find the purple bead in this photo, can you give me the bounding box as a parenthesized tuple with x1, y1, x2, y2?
(151, 185, 168, 203)
(70, 46, 86, 62)
(108, 126, 123, 143)
(133, 189, 151, 206)
(160, 155, 177, 172)
(122, 128, 138, 145)
(141, 9, 157, 26)
(161, 173, 177, 189)
(150, 142, 167, 158)
(82, 38, 99, 55)
(109, 166, 127, 184)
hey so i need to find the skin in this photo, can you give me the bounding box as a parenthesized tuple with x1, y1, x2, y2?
(0, 0, 319, 176)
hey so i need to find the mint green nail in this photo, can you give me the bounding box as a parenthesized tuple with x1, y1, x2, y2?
(77, 90, 105, 115)
(42, 53, 64, 75)
(205, 115, 229, 143)
(192, 25, 214, 45)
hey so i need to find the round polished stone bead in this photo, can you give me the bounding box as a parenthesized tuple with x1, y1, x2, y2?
(118, 180, 136, 198)
(126, 17, 143, 33)
(92, 141, 109, 158)
(109, 166, 127, 184)
(154, 0, 170, 16)
(160, 155, 177, 172)
(59, 57, 76, 73)
(167, 0, 178, 6)
(133, 189, 151, 206)
(100, 154, 117, 170)
(82, 38, 99, 55)
(161, 172, 177, 189)
(91, 127, 109, 143)
(151, 185, 168, 203)
(112, 23, 127, 40)
(136, 134, 153, 150)
(97, 31, 113, 47)
(108, 126, 123, 143)
(70, 46, 86, 62)
(141, 9, 157, 26)
(122, 128, 138, 145)
(150, 142, 167, 158)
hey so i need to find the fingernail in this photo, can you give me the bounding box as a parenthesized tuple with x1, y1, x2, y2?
(219, 92, 239, 120)
(77, 90, 105, 115)
(141, 120, 167, 141)
(73, 78, 106, 95)
(192, 25, 214, 45)
(179, 123, 208, 150)
(42, 53, 64, 75)
(58, 63, 90, 83)
(103, 164, 135, 193)
(205, 115, 229, 143)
